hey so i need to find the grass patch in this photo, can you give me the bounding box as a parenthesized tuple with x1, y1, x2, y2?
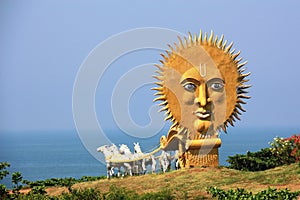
(68, 163, 299, 199)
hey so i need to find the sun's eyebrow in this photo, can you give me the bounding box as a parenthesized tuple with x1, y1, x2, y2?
(206, 78, 225, 84)
(180, 78, 200, 85)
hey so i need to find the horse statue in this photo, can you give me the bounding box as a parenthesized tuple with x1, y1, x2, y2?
(158, 150, 172, 173)
(133, 142, 156, 174)
(173, 150, 180, 170)
(96, 145, 117, 179)
(97, 144, 133, 178)
(119, 144, 143, 175)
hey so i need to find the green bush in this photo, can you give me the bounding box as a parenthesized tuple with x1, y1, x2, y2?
(227, 135, 299, 171)
(12, 171, 23, 196)
(103, 185, 138, 200)
(12, 193, 55, 200)
(0, 184, 8, 199)
(23, 176, 106, 188)
(0, 162, 10, 180)
(60, 188, 102, 200)
(207, 186, 300, 200)
(29, 186, 47, 195)
(139, 189, 175, 200)
(0, 162, 10, 198)
(227, 148, 280, 171)
(103, 185, 176, 200)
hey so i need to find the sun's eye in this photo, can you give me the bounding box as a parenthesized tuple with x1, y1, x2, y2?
(183, 83, 196, 92)
(211, 82, 224, 91)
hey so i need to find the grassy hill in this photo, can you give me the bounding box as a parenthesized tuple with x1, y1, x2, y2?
(67, 163, 300, 199)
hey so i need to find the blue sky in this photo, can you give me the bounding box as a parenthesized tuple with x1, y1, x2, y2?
(1, 0, 300, 133)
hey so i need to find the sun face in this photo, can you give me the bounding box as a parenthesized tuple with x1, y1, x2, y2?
(153, 31, 250, 138)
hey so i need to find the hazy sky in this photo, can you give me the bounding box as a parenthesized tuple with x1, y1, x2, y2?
(1, 0, 300, 132)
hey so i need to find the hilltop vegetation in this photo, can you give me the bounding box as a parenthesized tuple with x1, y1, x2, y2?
(72, 163, 300, 199)
(0, 134, 299, 199)
(2, 163, 299, 199)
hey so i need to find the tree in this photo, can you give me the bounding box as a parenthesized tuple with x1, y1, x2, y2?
(0, 162, 10, 198)
(12, 171, 23, 195)
(0, 162, 10, 180)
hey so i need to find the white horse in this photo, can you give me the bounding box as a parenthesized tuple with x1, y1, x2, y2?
(97, 145, 117, 179)
(97, 144, 133, 178)
(133, 142, 156, 174)
(158, 150, 172, 173)
(119, 144, 143, 175)
(110, 144, 134, 177)
(174, 150, 180, 170)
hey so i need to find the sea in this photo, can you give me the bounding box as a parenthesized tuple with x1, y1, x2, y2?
(0, 127, 299, 188)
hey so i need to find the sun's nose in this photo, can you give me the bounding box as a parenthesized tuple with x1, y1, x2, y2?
(194, 83, 211, 107)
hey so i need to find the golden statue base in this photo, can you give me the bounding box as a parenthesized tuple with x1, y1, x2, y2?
(188, 138, 221, 166)
(181, 146, 220, 168)
(161, 134, 221, 168)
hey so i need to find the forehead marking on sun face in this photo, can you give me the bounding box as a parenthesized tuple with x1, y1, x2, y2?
(199, 63, 206, 78)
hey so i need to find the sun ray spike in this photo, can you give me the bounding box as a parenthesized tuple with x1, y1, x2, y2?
(178, 36, 184, 49)
(154, 64, 164, 71)
(165, 50, 172, 57)
(235, 108, 241, 115)
(237, 89, 248, 94)
(231, 51, 241, 60)
(151, 87, 163, 91)
(236, 104, 246, 112)
(154, 82, 163, 86)
(225, 42, 233, 53)
(231, 116, 236, 122)
(153, 96, 166, 102)
(159, 105, 169, 112)
(154, 70, 163, 76)
(221, 125, 227, 133)
(224, 122, 228, 128)
(237, 99, 246, 104)
(234, 57, 243, 64)
(164, 109, 171, 115)
(165, 112, 173, 121)
(198, 30, 203, 43)
(160, 53, 168, 61)
(239, 68, 247, 73)
(167, 44, 174, 53)
(208, 30, 214, 45)
(233, 112, 241, 120)
(203, 32, 208, 44)
(213, 35, 218, 46)
(159, 60, 165, 65)
(230, 48, 236, 55)
(217, 34, 224, 47)
(222, 40, 228, 50)
(174, 42, 180, 51)
(159, 100, 168, 106)
(184, 36, 189, 47)
(193, 32, 198, 43)
(237, 61, 248, 69)
(238, 94, 251, 99)
(154, 91, 164, 96)
(241, 72, 251, 78)
(170, 122, 178, 129)
(227, 118, 235, 127)
(152, 75, 163, 81)
(239, 84, 252, 89)
(188, 32, 193, 44)
(241, 79, 250, 83)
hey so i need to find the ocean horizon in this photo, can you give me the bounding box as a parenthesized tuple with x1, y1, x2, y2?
(0, 126, 299, 188)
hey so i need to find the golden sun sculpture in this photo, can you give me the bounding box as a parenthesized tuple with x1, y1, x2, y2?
(153, 31, 251, 167)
